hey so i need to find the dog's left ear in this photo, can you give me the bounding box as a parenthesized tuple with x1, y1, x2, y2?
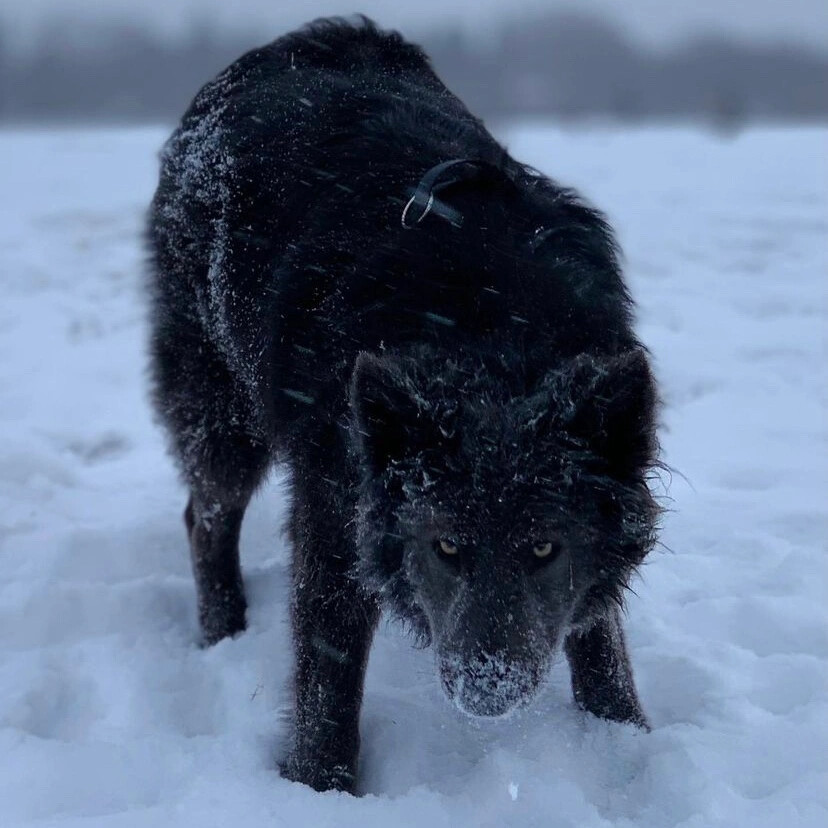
(571, 349, 658, 476)
(537, 349, 658, 477)
(350, 352, 439, 475)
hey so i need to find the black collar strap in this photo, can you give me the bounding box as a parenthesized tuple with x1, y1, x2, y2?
(400, 158, 500, 230)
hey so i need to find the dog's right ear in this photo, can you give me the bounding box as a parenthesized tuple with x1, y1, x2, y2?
(350, 352, 434, 475)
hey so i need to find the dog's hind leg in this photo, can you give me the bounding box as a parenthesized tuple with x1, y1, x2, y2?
(184, 445, 267, 646)
(152, 324, 271, 646)
(564, 607, 649, 729)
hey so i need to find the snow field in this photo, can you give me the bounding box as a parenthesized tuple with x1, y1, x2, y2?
(0, 125, 826, 826)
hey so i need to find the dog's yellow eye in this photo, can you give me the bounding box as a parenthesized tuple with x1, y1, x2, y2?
(533, 542, 554, 558)
(439, 539, 459, 555)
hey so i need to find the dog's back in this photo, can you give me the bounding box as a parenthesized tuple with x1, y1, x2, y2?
(148, 16, 633, 451)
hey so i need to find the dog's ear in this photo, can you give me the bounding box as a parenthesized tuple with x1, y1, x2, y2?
(537, 350, 658, 477)
(350, 352, 437, 474)
(570, 349, 658, 476)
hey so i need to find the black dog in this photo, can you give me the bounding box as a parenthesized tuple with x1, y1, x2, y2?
(147, 17, 660, 794)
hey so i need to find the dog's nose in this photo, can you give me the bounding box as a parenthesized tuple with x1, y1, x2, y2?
(442, 651, 542, 717)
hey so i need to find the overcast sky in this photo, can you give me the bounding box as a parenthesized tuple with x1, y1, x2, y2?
(2, 0, 827, 53)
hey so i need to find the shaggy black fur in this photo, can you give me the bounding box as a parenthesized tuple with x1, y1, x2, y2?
(147, 16, 660, 794)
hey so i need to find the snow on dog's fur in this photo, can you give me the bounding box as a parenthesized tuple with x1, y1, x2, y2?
(147, 16, 661, 793)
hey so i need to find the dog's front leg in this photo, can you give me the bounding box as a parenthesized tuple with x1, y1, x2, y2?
(281, 470, 380, 794)
(564, 606, 649, 729)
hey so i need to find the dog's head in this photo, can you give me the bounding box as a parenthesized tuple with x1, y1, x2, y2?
(350, 349, 659, 717)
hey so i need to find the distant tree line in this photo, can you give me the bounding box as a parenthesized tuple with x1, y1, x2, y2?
(0, 11, 826, 125)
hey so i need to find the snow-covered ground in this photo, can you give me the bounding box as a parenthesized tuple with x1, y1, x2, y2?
(0, 124, 826, 827)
